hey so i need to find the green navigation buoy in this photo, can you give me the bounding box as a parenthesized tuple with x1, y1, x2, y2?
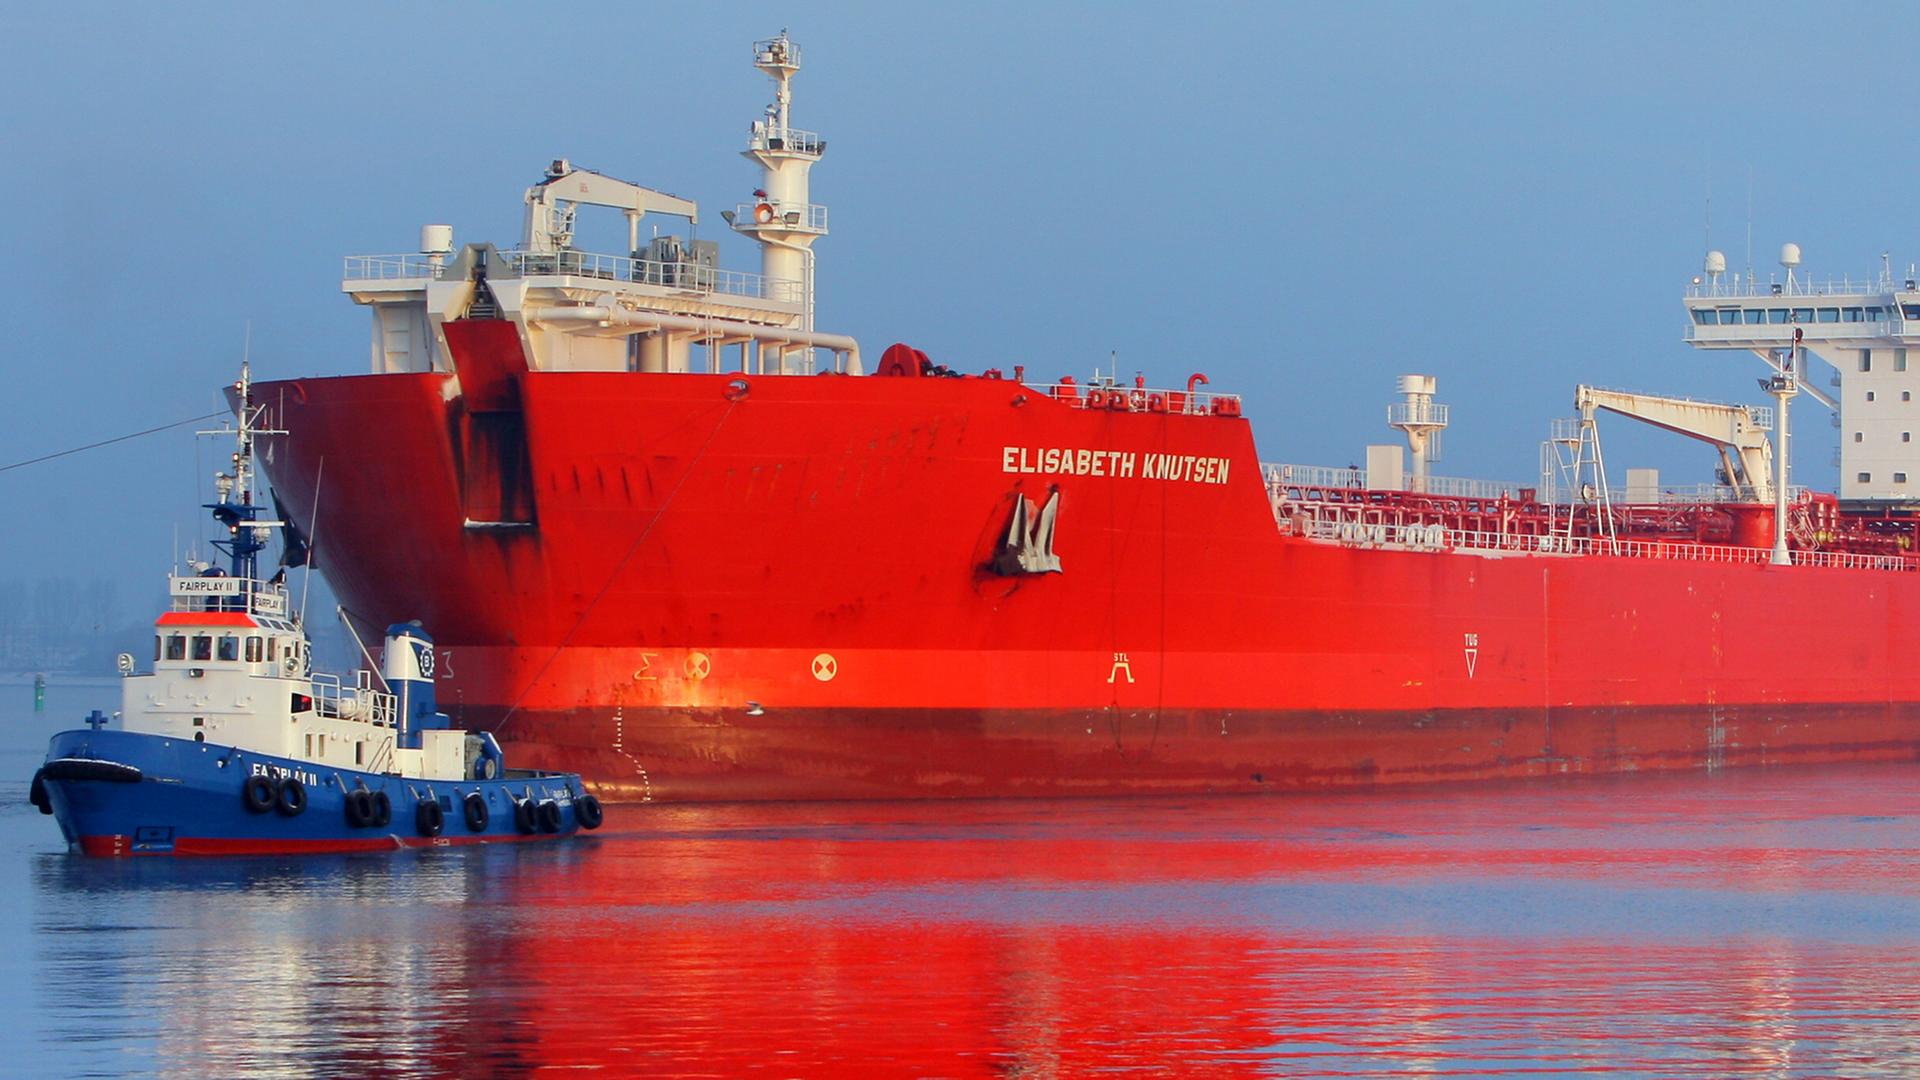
(33, 673, 45, 713)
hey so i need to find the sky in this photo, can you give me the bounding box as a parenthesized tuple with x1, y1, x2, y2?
(2, 1, 1916, 615)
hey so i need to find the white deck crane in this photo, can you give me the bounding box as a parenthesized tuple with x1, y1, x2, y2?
(523, 159, 699, 255)
(1573, 385, 1777, 503)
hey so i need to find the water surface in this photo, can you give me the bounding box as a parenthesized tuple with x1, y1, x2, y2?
(8, 682, 1920, 1077)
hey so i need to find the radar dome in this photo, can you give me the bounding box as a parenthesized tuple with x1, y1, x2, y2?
(1704, 250, 1726, 275)
(420, 224, 454, 255)
(1780, 242, 1802, 268)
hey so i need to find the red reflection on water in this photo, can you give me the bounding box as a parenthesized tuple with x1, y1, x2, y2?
(34, 765, 1920, 1077)
(424, 770, 1920, 1077)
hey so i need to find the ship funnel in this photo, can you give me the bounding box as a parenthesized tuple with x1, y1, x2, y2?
(383, 621, 439, 749)
(1387, 375, 1449, 493)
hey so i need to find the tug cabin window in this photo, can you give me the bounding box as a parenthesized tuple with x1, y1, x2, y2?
(165, 634, 186, 660)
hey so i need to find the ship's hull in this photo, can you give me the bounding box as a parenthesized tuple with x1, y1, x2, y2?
(254, 326, 1920, 802)
(36, 728, 591, 856)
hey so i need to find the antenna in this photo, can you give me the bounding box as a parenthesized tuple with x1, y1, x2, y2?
(1744, 167, 1754, 283)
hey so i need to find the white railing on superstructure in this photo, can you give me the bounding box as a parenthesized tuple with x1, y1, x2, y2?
(750, 127, 825, 154)
(1283, 515, 1914, 573)
(1387, 402, 1449, 427)
(343, 250, 804, 304)
(1263, 463, 1525, 501)
(1686, 274, 1902, 298)
(167, 576, 292, 621)
(731, 202, 829, 232)
(308, 670, 397, 728)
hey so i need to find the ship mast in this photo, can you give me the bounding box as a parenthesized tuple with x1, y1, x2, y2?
(202, 361, 286, 584)
(1763, 328, 1800, 566)
(730, 31, 829, 374)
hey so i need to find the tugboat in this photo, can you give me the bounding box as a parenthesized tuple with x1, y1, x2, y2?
(28, 365, 604, 855)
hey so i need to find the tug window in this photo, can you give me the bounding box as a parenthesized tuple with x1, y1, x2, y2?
(267, 638, 277, 661)
(165, 634, 186, 660)
(191, 635, 212, 661)
(153, 635, 162, 661)
(217, 635, 240, 662)
(245, 636, 264, 663)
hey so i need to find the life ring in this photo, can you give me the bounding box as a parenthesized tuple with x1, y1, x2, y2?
(1086, 389, 1107, 408)
(1128, 389, 1147, 411)
(463, 792, 489, 832)
(1147, 393, 1167, 413)
(753, 202, 775, 224)
(370, 790, 393, 828)
(242, 774, 277, 814)
(276, 776, 307, 817)
(537, 800, 564, 833)
(416, 798, 444, 838)
(512, 798, 537, 835)
(345, 789, 373, 828)
(575, 793, 605, 830)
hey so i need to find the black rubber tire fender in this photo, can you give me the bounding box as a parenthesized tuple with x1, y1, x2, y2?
(345, 789, 373, 828)
(536, 800, 563, 834)
(371, 790, 393, 828)
(512, 798, 537, 835)
(575, 793, 604, 830)
(463, 792, 489, 832)
(29, 769, 51, 815)
(243, 774, 278, 814)
(276, 777, 307, 817)
(416, 798, 444, 838)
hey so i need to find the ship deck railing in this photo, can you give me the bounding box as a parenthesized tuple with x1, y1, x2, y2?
(308, 671, 397, 728)
(1028, 382, 1244, 416)
(1686, 274, 1907, 299)
(1263, 464, 1801, 506)
(1280, 505, 1917, 573)
(343, 250, 803, 304)
(166, 576, 294, 623)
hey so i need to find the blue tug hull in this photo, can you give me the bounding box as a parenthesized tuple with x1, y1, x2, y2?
(35, 729, 595, 856)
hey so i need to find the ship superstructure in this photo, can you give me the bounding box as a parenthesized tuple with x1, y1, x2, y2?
(240, 34, 1920, 803)
(1685, 245, 1920, 504)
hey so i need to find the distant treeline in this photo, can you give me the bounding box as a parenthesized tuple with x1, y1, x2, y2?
(0, 577, 145, 674)
(0, 576, 361, 676)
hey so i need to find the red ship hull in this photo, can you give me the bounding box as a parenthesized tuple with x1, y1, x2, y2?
(256, 321, 1920, 802)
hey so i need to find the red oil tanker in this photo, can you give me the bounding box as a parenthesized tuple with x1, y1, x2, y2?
(256, 34, 1920, 802)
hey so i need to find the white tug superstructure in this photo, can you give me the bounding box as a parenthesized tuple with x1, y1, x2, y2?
(31, 364, 600, 856)
(125, 364, 481, 783)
